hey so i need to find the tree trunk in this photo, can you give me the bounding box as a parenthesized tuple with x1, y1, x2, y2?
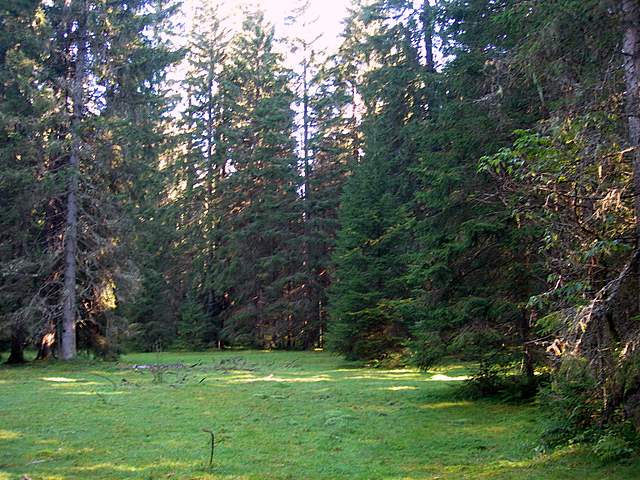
(622, 0, 640, 243)
(421, 1, 435, 71)
(36, 320, 57, 360)
(519, 310, 536, 395)
(302, 50, 317, 338)
(60, 0, 87, 360)
(6, 324, 26, 364)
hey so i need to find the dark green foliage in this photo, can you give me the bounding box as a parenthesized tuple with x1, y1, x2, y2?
(459, 0, 638, 437)
(328, 160, 413, 359)
(405, 0, 546, 384)
(539, 357, 600, 448)
(538, 356, 640, 464)
(593, 432, 635, 463)
(401, 0, 623, 401)
(327, 0, 427, 360)
(123, 267, 176, 352)
(177, 296, 210, 351)
(325, 1, 640, 450)
(0, 0, 51, 361)
(0, 0, 182, 358)
(209, 9, 304, 348)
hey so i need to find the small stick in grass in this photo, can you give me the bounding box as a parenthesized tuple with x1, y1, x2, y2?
(202, 428, 215, 467)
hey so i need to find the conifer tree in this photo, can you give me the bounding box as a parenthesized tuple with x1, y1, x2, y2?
(213, 9, 303, 347)
(0, 0, 52, 362)
(327, 0, 427, 359)
(300, 55, 360, 346)
(286, 0, 324, 346)
(0, 0, 181, 359)
(406, 0, 546, 379)
(170, 2, 229, 349)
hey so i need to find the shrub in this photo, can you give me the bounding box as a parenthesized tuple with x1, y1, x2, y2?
(593, 433, 633, 463)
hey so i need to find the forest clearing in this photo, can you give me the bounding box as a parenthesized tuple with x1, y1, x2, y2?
(2, 351, 640, 480)
(4, 0, 640, 475)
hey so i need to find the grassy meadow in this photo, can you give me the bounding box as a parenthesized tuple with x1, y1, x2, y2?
(1, 350, 639, 479)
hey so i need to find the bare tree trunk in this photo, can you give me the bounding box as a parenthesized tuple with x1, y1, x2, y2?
(303, 56, 310, 201)
(622, 0, 640, 243)
(60, 1, 87, 360)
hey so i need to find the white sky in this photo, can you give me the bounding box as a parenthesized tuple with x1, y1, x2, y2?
(255, 0, 351, 54)
(179, 0, 353, 60)
(170, 0, 353, 119)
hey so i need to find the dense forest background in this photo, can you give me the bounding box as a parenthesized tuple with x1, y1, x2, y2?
(3, 0, 640, 453)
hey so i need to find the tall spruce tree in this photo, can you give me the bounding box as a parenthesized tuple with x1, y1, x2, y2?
(301, 55, 360, 347)
(327, 0, 428, 360)
(0, 1, 53, 363)
(286, 0, 324, 347)
(468, 0, 640, 417)
(111, 0, 184, 352)
(212, 9, 303, 348)
(173, 2, 229, 349)
(389, 0, 560, 395)
(0, 0, 180, 359)
(285, 0, 358, 347)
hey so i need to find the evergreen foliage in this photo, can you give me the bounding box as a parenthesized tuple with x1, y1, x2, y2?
(2, 0, 640, 452)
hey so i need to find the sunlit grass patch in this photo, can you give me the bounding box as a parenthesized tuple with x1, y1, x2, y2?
(41, 377, 81, 383)
(0, 430, 21, 441)
(428, 373, 469, 381)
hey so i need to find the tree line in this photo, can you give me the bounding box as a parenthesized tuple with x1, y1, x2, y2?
(2, 0, 640, 447)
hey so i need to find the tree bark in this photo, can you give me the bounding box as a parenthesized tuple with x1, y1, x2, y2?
(622, 0, 640, 243)
(37, 322, 57, 360)
(519, 310, 536, 393)
(6, 324, 26, 364)
(60, 0, 87, 360)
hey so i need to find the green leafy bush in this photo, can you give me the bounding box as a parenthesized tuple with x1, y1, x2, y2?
(593, 434, 633, 463)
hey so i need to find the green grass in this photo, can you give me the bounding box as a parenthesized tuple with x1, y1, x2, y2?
(1, 350, 639, 479)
